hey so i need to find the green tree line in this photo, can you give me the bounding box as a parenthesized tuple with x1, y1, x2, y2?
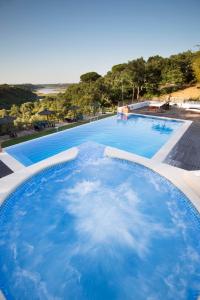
(1, 50, 200, 129)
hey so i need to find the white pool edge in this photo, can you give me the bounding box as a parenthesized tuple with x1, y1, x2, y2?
(152, 119, 192, 163)
(124, 112, 192, 163)
(1, 142, 200, 213)
(0, 147, 78, 206)
(105, 146, 200, 213)
(0, 152, 24, 172)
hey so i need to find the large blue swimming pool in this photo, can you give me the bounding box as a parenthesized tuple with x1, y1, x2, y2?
(5, 114, 182, 166)
(0, 143, 200, 299)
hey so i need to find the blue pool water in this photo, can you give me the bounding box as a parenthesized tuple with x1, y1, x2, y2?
(0, 143, 200, 300)
(5, 115, 182, 166)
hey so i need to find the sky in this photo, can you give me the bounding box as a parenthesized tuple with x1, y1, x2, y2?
(0, 0, 200, 84)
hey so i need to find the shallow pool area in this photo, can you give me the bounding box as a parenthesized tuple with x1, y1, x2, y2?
(1, 143, 200, 300)
(5, 114, 182, 166)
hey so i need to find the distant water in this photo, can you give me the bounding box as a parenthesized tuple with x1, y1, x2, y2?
(36, 87, 64, 95)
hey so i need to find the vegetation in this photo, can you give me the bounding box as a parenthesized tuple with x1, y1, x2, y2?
(80, 72, 101, 83)
(0, 49, 200, 138)
(0, 84, 38, 109)
(192, 51, 200, 83)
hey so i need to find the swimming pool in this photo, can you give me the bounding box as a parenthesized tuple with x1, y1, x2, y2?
(0, 143, 200, 300)
(5, 114, 182, 166)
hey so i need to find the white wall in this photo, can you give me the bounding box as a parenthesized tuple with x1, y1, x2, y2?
(117, 101, 150, 113)
(175, 102, 200, 109)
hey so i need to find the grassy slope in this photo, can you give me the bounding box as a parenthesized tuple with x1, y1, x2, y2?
(2, 114, 114, 148)
(157, 85, 200, 101)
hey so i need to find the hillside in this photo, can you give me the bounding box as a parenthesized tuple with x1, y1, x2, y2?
(0, 85, 38, 109)
(157, 85, 200, 102)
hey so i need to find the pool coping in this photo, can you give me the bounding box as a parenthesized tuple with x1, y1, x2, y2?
(0, 152, 24, 172)
(0, 142, 200, 212)
(152, 119, 192, 163)
(0, 147, 78, 206)
(105, 147, 200, 213)
(129, 113, 192, 163)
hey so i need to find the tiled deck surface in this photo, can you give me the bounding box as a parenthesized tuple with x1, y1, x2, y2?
(164, 122, 200, 170)
(0, 161, 13, 178)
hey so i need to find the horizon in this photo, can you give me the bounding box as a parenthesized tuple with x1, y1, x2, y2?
(0, 0, 200, 84)
(2, 47, 199, 86)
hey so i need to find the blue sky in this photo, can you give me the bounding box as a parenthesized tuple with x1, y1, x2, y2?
(0, 0, 199, 84)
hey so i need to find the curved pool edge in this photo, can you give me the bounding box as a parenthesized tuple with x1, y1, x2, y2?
(1, 143, 200, 214)
(105, 146, 200, 214)
(0, 147, 79, 206)
(0, 144, 200, 300)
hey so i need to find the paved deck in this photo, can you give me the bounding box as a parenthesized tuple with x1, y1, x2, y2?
(164, 122, 200, 170)
(0, 160, 13, 178)
(135, 106, 200, 122)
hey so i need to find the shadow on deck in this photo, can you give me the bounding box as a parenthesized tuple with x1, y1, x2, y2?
(0, 160, 13, 178)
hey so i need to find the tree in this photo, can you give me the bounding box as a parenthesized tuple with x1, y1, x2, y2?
(126, 58, 146, 100)
(161, 52, 195, 87)
(20, 102, 34, 122)
(145, 56, 165, 95)
(192, 51, 200, 82)
(80, 72, 101, 83)
(10, 104, 21, 118)
(0, 109, 7, 118)
(0, 84, 38, 109)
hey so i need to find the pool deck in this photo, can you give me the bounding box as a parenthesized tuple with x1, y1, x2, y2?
(164, 121, 200, 170)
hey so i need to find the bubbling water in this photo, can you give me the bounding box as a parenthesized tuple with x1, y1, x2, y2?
(0, 143, 200, 300)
